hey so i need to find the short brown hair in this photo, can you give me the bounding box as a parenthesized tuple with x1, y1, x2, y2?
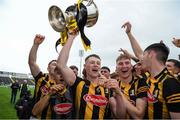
(116, 54, 131, 63)
(85, 54, 101, 62)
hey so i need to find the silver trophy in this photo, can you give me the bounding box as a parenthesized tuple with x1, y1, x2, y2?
(48, 0, 99, 32)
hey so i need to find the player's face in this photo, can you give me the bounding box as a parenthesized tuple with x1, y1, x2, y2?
(116, 58, 132, 79)
(141, 51, 151, 71)
(48, 61, 57, 75)
(166, 61, 175, 74)
(72, 68, 78, 76)
(84, 57, 101, 79)
(101, 69, 110, 79)
(134, 62, 142, 75)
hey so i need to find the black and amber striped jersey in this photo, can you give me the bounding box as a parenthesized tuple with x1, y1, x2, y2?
(33, 72, 55, 119)
(118, 75, 148, 118)
(33, 72, 72, 119)
(145, 68, 180, 119)
(70, 77, 110, 119)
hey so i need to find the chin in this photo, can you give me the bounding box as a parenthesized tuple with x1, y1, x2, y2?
(122, 75, 130, 79)
(120, 73, 130, 79)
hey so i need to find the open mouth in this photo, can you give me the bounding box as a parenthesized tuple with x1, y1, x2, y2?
(121, 70, 128, 73)
(92, 69, 98, 73)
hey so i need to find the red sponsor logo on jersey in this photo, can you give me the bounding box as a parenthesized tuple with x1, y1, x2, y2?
(54, 103, 72, 114)
(147, 91, 157, 103)
(83, 94, 108, 107)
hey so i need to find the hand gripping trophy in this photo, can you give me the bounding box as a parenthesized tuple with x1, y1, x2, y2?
(48, 0, 99, 51)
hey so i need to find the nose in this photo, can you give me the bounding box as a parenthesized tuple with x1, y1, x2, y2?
(121, 63, 127, 67)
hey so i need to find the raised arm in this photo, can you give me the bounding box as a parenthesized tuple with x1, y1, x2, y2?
(28, 34, 45, 77)
(57, 32, 78, 86)
(119, 48, 139, 63)
(121, 22, 143, 60)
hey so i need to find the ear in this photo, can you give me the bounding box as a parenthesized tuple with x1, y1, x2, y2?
(148, 50, 155, 58)
(47, 66, 50, 72)
(83, 64, 86, 68)
(174, 67, 180, 74)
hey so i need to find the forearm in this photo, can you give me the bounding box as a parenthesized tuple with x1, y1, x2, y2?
(57, 35, 76, 86)
(28, 44, 39, 65)
(32, 95, 50, 116)
(128, 53, 139, 63)
(124, 98, 146, 119)
(57, 36, 74, 69)
(115, 93, 126, 118)
(28, 44, 40, 76)
(127, 32, 143, 60)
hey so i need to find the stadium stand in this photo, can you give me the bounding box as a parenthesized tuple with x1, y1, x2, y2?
(0, 71, 34, 86)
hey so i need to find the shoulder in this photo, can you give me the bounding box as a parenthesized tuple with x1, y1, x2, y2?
(34, 71, 46, 82)
(70, 77, 87, 91)
(163, 76, 180, 97)
(163, 75, 180, 87)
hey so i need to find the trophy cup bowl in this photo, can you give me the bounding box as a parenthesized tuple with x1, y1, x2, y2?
(48, 0, 98, 32)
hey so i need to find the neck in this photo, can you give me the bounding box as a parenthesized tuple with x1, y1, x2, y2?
(86, 76, 99, 84)
(119, 73, 132, 84)
(148, 61, 165, 78)
(48, 74, 56, 82)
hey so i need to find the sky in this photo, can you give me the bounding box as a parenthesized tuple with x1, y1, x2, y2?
(0, 0, 180, 75)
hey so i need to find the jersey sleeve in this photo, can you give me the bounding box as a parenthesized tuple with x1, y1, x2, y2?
(34, 72, 43, 84)
(137, 77, 148, 98)
(70, 77, 82, 92)
(163, 78, 180, 112)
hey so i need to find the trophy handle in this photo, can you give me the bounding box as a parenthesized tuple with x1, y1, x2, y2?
(80, 0, 93, 6)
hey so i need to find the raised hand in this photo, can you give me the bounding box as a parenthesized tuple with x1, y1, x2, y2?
(121, 21, 132, 34)
(172, 38, 180, 48)
(119, 48, 130, 57)
(97, 73, 109, 87)
(104, 79, 119, 90)
(34, 34, 45, 45)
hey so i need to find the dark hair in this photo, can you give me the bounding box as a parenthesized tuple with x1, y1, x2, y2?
(82, 68, 87, 79)
(144, 43, 169, 64)
(48, 60, 57, 66)
(116, 54, 131, 63)
(167, 59, 180, 69)
(69, 65, 78, 71)
(101, 66, 110, 72)
(85, 54, 101, 62)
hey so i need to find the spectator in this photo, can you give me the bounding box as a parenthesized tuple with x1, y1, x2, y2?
(10, 80, 20, 104)
(20, 80, 28, 98)
(15, 90, 33, 119)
